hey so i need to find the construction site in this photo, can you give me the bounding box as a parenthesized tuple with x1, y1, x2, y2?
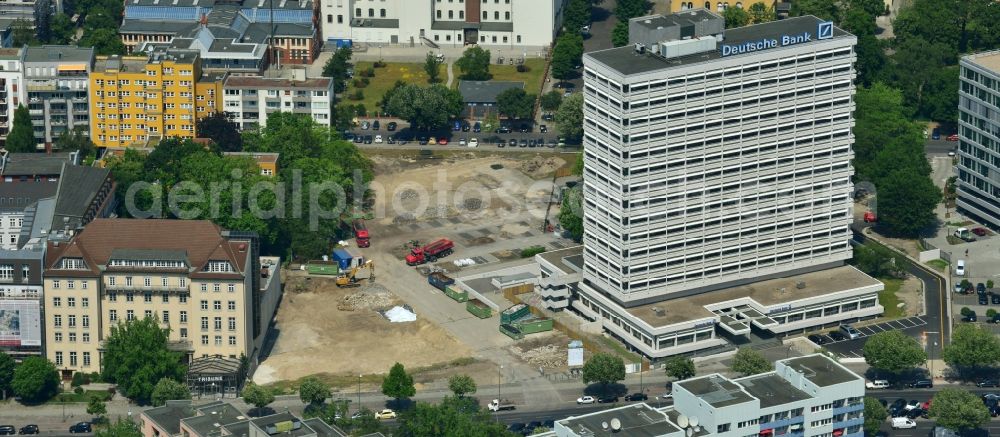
(254, 149, 607, 397)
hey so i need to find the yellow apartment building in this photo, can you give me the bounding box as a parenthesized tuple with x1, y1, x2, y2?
(89, 50, 223, 149)
(43, 219, 281, 381)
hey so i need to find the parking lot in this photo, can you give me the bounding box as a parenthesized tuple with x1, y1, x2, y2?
(818, 316, 929, 358)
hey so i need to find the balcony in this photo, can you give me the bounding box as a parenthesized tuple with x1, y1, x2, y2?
(832, 403, 863, 415)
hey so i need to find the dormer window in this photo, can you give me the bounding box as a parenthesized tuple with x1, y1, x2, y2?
(205, 261, 233, 273)
(60, 258, 87, 270)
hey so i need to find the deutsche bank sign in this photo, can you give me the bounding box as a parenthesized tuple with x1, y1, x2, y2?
(720, 21, 834, 57)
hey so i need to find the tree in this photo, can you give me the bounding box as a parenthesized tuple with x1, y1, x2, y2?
(559, 186, 583, 241)
(731, 348, 772, 376)
(852, 83, 924, 181)
(929, 388, 991, 432)
(0, 351, 14, 400)
(747, 2, 775, 24)
(395, 398, 510, 437)
(424, 52, 442, 83)
(851, 0, 887, 17)
(150, 378, 191, 407)
(242, 382, 275, 415)
(33, 0, 53, 43)
(321, 47, 353, 93)
(790, 0, 841, 22)
(385, 84, 463, 131)
(447, 374, 477, 397)
(55, 127, 95, 158)
(877, 168, 941, 237)
(49, 13, 75, 44)
(102, 317, 186, 404)
(540, 91, 563, 112)
(495, 88, 535, 120)
(852, 242, 906, 278)
(10, 19, 36, 47)
(723, 6, 750, 28)
(943, 324, 1000, 373)
(11, 357, 59, 403)
(563, 0, 591, 32)
(79, 27, 125, 55)
(862, 330, 927, 374)
(551, 33, 583, 81)
(863, 397, 888, 435)
(381, 362, 416, 405)
(6, 105, 35, 153)
(615, 0, 649, 21)
(197, 113, 243, 152)
(581, 353, 626, 390)
(556, 92, 584, 143)
(95, 419, 142, 437)
(663, 356, 696, 380)
(87, 397, 108, 421)
(299, 376, 331, 406)
(611, 21, 629, 47)
(455, 46, 491, 81)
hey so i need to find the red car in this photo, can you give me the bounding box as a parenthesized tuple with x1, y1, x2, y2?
(438, 137, 449, 145)
(973, 227, 988, 236)
(863, 211, 876, 223)
(947, 134, 959, 141)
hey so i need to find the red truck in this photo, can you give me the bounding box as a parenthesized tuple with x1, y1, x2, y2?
(353, 219, 370, 248)
(405, 238, 454, 265)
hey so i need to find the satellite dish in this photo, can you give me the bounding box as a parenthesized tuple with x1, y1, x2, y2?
(687, 428, 693, 437)
(694, 426, 701, 433)
(690, 416, 700, 427)
(611, 418, 622, 431)
(602, 422, 609, 430)
(677, 414, 689, 428)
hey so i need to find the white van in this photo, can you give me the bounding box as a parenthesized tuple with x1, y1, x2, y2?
(956, 259, 966, 276)
(892, 417, 917, 429)
(865, 380, 889, 389)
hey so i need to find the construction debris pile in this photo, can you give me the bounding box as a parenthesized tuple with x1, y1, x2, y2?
(339, 284, 393, 311)
(382, 305, 417, 323)
(510, 344, 564, 369)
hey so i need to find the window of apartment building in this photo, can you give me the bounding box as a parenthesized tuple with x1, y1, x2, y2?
(0, 265, 15, 282)
(125, 277, 133, 287)
(83, 352, 90, 367)
(228, 301, 236, 311)
(109, 310, 117, 321)
(109, 277, 116, 286)
(482, 11, 487, 19)
(201, 317, 209, 331)
(54, 315, 62, 327)
(368, 8, 374, 16)
(68, 315, 76, 328)
(337, 14, 343, 23)
(67, 280, 75, 290)
(82, 333, 89, 343)
(52, 297, 61, 307)
(214, 317, 222, 331)
(213, 300, 222, 311)
(228, 317, 236, 331)
(21, 265, 28, 280)
(201, 300, 209, 310)
(144, 293, 152, 303)
(494, 11, 499, 19)
(354, 7, 360, 16)
(108, 293, 117, 302)
(179, 293, 188, 303)
(82, 315, 89, 328)
(180, 278, 186, 288)
(52, 280, 60, 289)
(180, 311, 188, 323)
(68, 332, 76, 342)
(213, 283, 221, 292)
(227, 283, 235, 293)
(180, 328, 188, 338)
(67, 297, 75, 307)
(215, 335, 222, 346)
(162, 293, 169, 303)
(55, 352, 63, 366)
(200, 283, 207, 292)
(143, 277, 151, 287)
(127, 310, 135, 321)
(229, 336, 237, 346)
(69, 352, 77, 366)
(201, 335, 209, 345)
(81, 297, 88, 307)
(54, 332, 62, 342)
(126, 292, 135, 302)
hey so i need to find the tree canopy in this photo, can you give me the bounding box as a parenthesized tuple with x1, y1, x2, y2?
(197, 113, 243, 152)
(581, 353, 626, 387)
(321, 47, 353, 93)
(0, 351, 13, 399)
(384, 84, 463, 131)
(11, 357, 59, 403)
(447, 374, 477, 397)
(6, 105, 35, 153)
(731, 348, 772, 376)
(395, 397, 512, 437)
(424, 52, 442, 83)
(381, 362, 416, 404)
(664, 356, 696, 380)
(862, 330, 927, 374)
(242, 382, 275, 415)
(556, 92, 584, 143)
(551, 33, 583, 81)
(102, 317, 186, 404)
(943, 324, 1000, 373)
(723, 7, 750, 28)
(863, 397, 888, 435)
(540, 90, 563, 112)
(299, 376, 331, 406)
(151, 377, 191, 407)
(95, 419, 143, 437)
(455, 47, 491, 81)
(929, 388, 991, 432)
(495, 88, 536, 120)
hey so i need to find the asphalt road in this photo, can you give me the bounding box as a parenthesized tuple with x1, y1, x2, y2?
(819, 230, 948, 359)
(926, 138, 958, 155)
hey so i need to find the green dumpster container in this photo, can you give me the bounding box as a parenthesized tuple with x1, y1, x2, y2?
(305, 261, 339, 276)
(500, 303, 530, 324)
(500, 324, 524, 340)
(467, 299, 492, 319)
(514, 317, 553, 335)
(444, 285, 468, 302)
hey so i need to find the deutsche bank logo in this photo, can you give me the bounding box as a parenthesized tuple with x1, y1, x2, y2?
(818, 21, 833, 40)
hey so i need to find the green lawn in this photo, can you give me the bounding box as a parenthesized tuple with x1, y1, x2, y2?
(486, 58, 548, 96)
(879, 278, 904, 319)
(343, 62, 446, 114)
(926, 259, 949, 272)
(52, 390, 112, 403)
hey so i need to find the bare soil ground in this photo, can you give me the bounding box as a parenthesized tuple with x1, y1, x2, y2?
(897, 275, 924, 316)
(507, 332, 572, 372)
(254, 273, 472, 385)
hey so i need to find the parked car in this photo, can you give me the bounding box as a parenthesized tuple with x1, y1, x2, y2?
(364, 135, 373, 144)
(807, 334, 828, 345)
(473, 122, 481, 132)
(978, 283, 987, 294)
(528, 139, 536, 147)
(507, 423, 526, 433)
(17, 425, 38, 435)
(839, 324, 861, 340)
(497, 126, 512, 134)
(981, 294, 989, 305)
(576, 396, 595, 404)
(428, 136, 437, 145)
(508, 139, 517, 147)
(351, 410, 370, 420)
(68, 423, 92, 433)
(453, 121, 461, 131)
(360, 121, 370, 130)
(540, 124, 548, 133)
(374, 409, 397, 420)
(438, 137, 449, 145)
(973, 227, 988, 236)
(907, 380, 933, 389)
(947, 134, 960, 141)
(978, 379, 1000, 387)
(828, 331, 847, 341)
(353, 134, 363, 144)
(387, 136, 396, 144)
(461, 122, 471, 132)
(0, 426, 15, 436)
(468, 138, 479, 148)
(866, 380, 890, 389)
(956, 259, 966, 276)
(596, 395, 618, 404)
(387, 121, 397, 131)
(991, 313, 1000, 324)
(963, 312, 978, 322)
(374, 135, 383, 144)
(624, 393, 648, 401)
(459, 138, 466, 146)
(519, 123, 531, 133)
(892, 418, 917, 429)
(372, 120, 380, 130)
(993, 292, 1000, 304)
(542, 113, 555, 121)
(932, 128, 941, 140)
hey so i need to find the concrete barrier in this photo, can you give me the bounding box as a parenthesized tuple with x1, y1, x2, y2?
(918, 248, 941, 262)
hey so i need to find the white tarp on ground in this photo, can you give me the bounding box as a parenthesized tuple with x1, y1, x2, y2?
(385, 306, 417, 323)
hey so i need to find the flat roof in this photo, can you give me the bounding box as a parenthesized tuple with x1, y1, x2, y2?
(964, 50, 1000, 74)
(631, 9, 718, 31)
(462, 277, 497, 294)
(537, 246, 584, 275)
(736, 373, 811, 409)
(780, 354, 861, 387)
(586, 15, 852, 76)
(625, 265, 880, 328)
(142, 401, 198, 435)
(675, 374, 755, 408)
(558, 403, 679, 437)
(224, 76, 331, 89)
(182, 403, 246, 437)
(23, 45, 94, 64)
(251, 412, 314, 437)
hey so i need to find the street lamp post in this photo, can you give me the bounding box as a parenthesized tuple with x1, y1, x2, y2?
(358, 374, 362, 412)
(495, 364, 503, 422)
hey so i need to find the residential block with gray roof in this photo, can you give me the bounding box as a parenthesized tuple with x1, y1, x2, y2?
(22, 45, 95, 149)
(222, 75, 333, 129)
(544, 354, 864, 437)
(140, 400, 347, 437)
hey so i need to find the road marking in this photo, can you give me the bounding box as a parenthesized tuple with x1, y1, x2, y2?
(889, 320, 906, 329)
